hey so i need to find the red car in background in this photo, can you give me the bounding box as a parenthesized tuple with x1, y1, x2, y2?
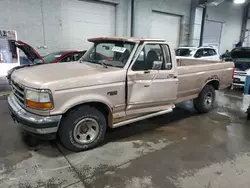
(7, 40, 86, 81)
(16, 40, 86, 64)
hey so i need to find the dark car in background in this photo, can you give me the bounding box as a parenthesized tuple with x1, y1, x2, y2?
(230, 47, 250, 88)
(7, 40, 86, 82)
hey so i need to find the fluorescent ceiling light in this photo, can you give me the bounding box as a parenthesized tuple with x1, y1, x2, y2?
(234, 0, 246, 4)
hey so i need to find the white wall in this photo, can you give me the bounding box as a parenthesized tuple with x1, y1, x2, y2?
(134, 0, 192, 45)
(206, 2, 244, 53)
(0, 0, 45, 53)
(0, 0, 192, 52)
(0, 0, 130, 55)
(0, 0, 245, 55)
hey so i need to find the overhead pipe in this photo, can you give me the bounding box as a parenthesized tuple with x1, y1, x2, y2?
(239, 2, 250, 45)
(131, 0, 135, 37)
(199, 5, 207, 46)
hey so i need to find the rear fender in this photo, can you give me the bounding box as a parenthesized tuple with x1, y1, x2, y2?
(201, 78, 220, 92)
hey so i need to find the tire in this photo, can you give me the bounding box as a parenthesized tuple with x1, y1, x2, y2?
(21, 130, 40, 147)
(59, 105, 107, 152)
(247, 108, 250, 120)
(194, 85, 215, 113)
(247, 113, 250, 120)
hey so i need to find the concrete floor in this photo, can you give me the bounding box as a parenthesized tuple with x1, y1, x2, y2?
(0, 87, 250, 188)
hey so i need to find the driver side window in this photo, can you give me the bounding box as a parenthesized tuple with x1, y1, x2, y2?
(132, 44, 165, 71)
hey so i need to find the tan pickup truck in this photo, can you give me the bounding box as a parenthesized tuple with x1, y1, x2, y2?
(8, 37, 234, 151)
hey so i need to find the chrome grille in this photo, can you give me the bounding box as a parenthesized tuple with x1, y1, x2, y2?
(11, 80, 25, 107)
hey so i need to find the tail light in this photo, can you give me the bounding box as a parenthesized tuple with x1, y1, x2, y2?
(232, 68, 235, 79)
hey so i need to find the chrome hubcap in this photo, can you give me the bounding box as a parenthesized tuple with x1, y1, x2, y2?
(73, 118, 99, 144)
(204, 92, 213, 108)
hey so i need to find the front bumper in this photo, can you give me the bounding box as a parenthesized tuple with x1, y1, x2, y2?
(233, 76, 245, 87)
(232, 82, 244, 87)
(8, 94, 62, 136)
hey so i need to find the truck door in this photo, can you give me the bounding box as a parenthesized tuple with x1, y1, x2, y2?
(126, 42, 178, 115)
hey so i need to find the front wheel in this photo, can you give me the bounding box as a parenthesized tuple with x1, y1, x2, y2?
(59, 105, 107, 152)
(194, 85, 215, 113)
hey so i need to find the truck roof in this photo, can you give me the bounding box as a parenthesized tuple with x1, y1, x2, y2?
(88, 37, 166, 43)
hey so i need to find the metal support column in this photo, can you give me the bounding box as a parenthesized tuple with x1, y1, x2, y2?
(131, 0, 134, 37)
(240, 2, 250, 44)
(199, 6, 207, 47)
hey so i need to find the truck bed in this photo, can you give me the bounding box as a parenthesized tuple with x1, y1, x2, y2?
(177, 59, 222, 67)
(176, 58, 234, 103)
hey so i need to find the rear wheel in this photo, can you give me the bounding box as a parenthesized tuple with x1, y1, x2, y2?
(194, 85, 215, 113)
(59, 105, 107, 152)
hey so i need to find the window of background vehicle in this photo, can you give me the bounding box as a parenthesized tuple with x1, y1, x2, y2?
(203, 49, 210, 56)
(195, 49, 203, 57)
(72, 52, 85, 61)
(208, 49, 216, 56)
(132, 44, 168, 71)
(60, 54, 72, 62)
(175, 48, 193, 57)
(43, 52, 65, 63)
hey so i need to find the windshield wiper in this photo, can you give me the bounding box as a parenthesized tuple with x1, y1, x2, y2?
(81, 59, 108, 68)
(99, 61, 108, 68)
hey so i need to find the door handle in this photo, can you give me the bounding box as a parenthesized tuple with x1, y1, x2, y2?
(144, 70, 150, 74)
(168, 74, 177, 79)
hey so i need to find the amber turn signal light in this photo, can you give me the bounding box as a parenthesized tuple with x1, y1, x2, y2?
(26, 99, 52, 109)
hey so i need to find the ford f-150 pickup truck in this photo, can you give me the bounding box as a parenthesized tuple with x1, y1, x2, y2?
(8, 37, 234, 151)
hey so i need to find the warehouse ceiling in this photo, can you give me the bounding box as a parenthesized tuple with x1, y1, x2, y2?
(199, 0, 225, 6)
(199, 0, 250, 5)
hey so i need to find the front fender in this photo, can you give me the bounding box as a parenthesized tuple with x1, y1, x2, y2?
(51, 93, 113, 115)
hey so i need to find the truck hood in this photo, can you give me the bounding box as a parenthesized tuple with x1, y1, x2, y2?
(11, 62, 125, 90)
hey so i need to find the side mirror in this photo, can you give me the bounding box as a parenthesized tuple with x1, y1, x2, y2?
(152, 61, 163, 70)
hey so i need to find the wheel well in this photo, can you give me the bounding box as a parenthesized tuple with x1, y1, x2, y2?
(64, 102, 112, 127)
(206, 80, 220, 90)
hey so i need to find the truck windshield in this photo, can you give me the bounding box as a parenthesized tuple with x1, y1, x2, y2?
(81, 41, 135, 68)
(175, 48, 194, 57)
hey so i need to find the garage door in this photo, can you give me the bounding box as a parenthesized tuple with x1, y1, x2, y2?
(61, 0, 116, 50)
(203, 20, 223, 51)
(150, 11, 181, 48)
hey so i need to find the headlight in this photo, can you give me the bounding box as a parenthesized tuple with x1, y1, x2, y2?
(25, 89, 53, 110)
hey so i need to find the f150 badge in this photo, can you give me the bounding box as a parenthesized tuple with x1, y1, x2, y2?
(107, 91, 117, 96)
